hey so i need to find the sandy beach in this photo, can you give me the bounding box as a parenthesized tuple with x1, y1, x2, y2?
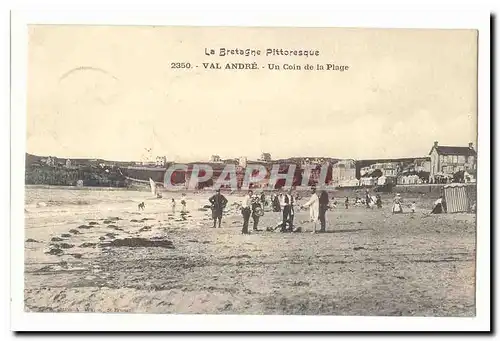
(23, 186, 476, 316)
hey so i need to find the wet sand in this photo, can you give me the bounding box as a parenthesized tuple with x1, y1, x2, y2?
(24, 186, 476, 315)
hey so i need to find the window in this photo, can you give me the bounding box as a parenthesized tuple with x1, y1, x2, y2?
(458, 155, 465, 163)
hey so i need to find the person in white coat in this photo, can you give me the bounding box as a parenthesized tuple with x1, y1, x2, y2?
(301, 187, 320, 233)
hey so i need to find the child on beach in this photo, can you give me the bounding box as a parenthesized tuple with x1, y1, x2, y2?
(171, 198, 176, 213)
(345, 197, 349, 209)
(411, 201, 416, 213)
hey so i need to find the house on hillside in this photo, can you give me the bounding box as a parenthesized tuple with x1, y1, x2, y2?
(156, 156, 167, 167)
(41, 156, 56, 167)
(360, 162, 398, 178)
(210, 155, 222, 163)
(429, 141, 477, 183)
(238, 157, 247, 168)
(331, 159, 357, 187)
(380, 163, 398, 176)
(259, 152, 272, 162)
(222, 158, 239, 165)
(414, 158, 431, 173)
(360, 166, 371, 177)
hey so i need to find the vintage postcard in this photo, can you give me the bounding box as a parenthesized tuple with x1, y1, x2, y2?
(11, 11, 490, 332)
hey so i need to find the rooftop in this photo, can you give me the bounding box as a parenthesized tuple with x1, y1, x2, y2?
(433, 146, 477, 156)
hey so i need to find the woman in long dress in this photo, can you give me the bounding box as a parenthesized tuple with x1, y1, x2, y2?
(392, 193, 403, 214)
(302, 187, 320, 233)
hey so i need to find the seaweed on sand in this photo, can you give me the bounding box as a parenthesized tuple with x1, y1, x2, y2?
(101, 238, 174, 248)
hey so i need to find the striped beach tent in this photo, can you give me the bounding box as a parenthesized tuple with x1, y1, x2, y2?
(443, 183, 471, 213)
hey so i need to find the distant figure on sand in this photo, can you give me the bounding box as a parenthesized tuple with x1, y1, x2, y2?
(318, 190, 330, 232)
(392, 193, 403, 214)
(345, 197, 349, 209)
(411, 201, 416, 213)
(251, 194, 264, 231)
(376, 194, 382, 208)
(302, 187, 320, 233)
(241, 190, 253, 234)
(365, 190, 372, 208)
(171, 198, 176, 213)
(209, 189, 228, 228)
(138, 202, 145, 211)
(260, 192, 266, 207)
(272, 193, 281, 213)
(267, 192, 282, 231)
(431, 196, 446, 214)
(180, 193, 187, 212)
(280, 189, 295, 232)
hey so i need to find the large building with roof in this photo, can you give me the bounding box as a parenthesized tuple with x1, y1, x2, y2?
(429, 141, 477, 183)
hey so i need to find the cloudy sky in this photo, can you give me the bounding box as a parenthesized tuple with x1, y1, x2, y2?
(27, 26, 477, 162)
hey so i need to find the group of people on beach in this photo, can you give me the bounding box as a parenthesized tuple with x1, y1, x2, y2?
(172, 186, 448, 235)
(237, 187, 332, 235)
(204, 187, 430, 235)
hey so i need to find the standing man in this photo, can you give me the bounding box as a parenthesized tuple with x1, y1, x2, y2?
(302, 187, 320, 233)
(209, 189, 228, 228)
(318, 190, 330, 232)
(241, 190, 253, 234)
(288, 188, 296, 231)
(281, 188, 296, 232)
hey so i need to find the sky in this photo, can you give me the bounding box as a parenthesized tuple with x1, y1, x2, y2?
(26, 26, 478, 162)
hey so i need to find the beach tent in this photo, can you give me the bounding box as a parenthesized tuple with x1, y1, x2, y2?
(443, 183, 470, 213)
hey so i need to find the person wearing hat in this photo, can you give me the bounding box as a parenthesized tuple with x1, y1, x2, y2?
(392, 193, 403, 214)
(241, 190, 253, 234)
(280, 188, 295, 232)
(209, 188, 228, 228)
(251, 193, 264, 231)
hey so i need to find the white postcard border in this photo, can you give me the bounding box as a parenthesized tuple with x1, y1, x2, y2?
(10, 5, 491, 332)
